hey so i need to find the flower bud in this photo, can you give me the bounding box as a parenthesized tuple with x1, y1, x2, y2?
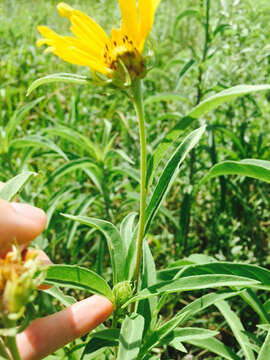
(113, 281, 133, 308)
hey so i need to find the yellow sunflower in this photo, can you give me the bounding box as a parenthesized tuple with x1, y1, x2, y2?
(37, 1, 161, 82)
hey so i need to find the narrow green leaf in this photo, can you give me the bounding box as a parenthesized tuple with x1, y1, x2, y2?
(45, 158, 103, 193)
(172, 327, 219, 341)
(44, 286, 76, 307)
(92, 329, 120, 341)
(43, 126, 102, 160)
(27, 73, 89, 96)
(140, 293, 240, 358)
(45, 265, 113, 302)
(62, 215, 126, 284)
(168, 339, 187, 353)
(0, 172, 36, 201)
(170, 291, 240, 324)
(120, 212, 138, 250)
(10, 135, 68, 160)
(117, 314, 144, 360)
(175, 262, 270, 290)
(196, 159, 270, 192)
(137, 241, 157, 333)
(186, 337, 241, 360)
(148, 84, 270, 189)
(145, 125, 205, 234)
(216, 300, 255, 360)
(138, 312, 188, 359)
(189, 85, 270, 118)
(124, 275, 259, 306)
(240, 289, 270, 324)
(175, 59, 195, 91)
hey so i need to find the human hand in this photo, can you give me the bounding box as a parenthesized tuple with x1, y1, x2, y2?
(0, 184, 113, 360)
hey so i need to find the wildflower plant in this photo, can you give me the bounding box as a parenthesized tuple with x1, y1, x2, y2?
(21, 0, 270, 358)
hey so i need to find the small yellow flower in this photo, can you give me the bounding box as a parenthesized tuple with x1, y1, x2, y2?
(37, 1, 161, 83)
(0, 248, 46, 318)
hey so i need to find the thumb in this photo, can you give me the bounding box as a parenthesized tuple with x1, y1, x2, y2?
(0, 199, 47, 253)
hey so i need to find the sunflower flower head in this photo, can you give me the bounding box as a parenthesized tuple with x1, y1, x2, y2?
(37, 0, 161, 87)
(0, 247, 46, 319)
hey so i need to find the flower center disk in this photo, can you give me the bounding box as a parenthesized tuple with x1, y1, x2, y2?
(103, 35, 146, 83)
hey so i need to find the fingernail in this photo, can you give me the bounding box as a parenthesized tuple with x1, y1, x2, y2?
(11, 203, 46, 224)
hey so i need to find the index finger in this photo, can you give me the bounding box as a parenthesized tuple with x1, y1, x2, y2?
(17, 295, 114, 360)
(0, 198, 46, 253)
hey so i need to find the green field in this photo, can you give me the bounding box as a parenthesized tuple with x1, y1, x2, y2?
(0, 0, 270, 359)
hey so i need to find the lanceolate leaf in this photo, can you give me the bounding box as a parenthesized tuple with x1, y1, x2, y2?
(145, 125, 206, 234)
(195, 159, 270, 191)
(148, 84, 270, 188)
(216, 300, 255, 360)
(139, 292, 240, 358)
(120, 212, 138, 250)
(170, 327, 219, 342)
(0, 171, 36, 201)
(175, 262, 270, 290)
(45, 265, 113, 301)
(138, 312, 188, 359)
(10, 135, 68, 160)
(62, 215, 126, 284)
(186, 337, 241, 360)
(27, 73, 89, 96)
(123, 275, 259, 306)
(137, 241, 158, 333)
(44, 286, 76, 307)
(169, 291, 240, 324)
(43, 126, 101, 159)
(45, 158, 103, 193)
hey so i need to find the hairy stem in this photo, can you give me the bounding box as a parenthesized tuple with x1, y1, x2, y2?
(131, 80, 147, 297)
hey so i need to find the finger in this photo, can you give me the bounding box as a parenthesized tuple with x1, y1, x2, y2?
(0, 199, 47, 253)
(17, 295, 114, 360)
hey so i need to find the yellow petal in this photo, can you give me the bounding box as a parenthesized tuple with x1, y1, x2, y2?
(70, 17, 104, 50)
(138, 0, 161, 52)
(63, 35, 102, 59)
(37, 26, 61, 41)
(118, 0, 139, 41)
(57, 2, 73, 18)
(138, 0, 152, 47)
(53, 46, 109, 75)
(153, 0, 161, 13)
(71, 10, 109, 45)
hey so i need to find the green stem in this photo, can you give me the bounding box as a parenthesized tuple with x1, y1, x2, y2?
(131, 80, 147, 297)
(0, 337, 12, 360)
(2, 319, 21, 360)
